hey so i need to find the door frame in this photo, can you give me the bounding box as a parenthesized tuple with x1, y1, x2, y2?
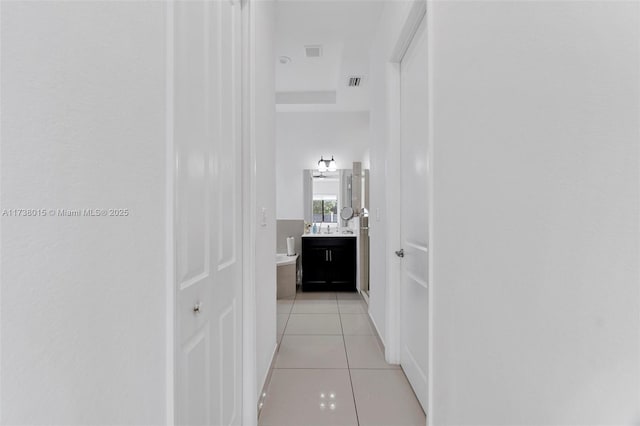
(384, 0, 433, 424)
(165, 1, 175, 423)
(240, 0, 258, 424)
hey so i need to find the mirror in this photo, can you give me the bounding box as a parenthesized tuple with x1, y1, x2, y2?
(312, 173, 339, 223)
(340, 206, 354, 221)
(303, 169, 352, 226)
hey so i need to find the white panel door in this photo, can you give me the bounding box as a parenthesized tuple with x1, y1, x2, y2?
(400, 13, 428, 412)
(175, 1, 242, 425)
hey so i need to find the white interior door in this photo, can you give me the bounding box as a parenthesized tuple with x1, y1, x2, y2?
(175, 1, 242, 425)
(399, 13, 428, 412)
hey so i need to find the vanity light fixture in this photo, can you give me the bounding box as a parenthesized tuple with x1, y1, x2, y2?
(328, 156, 336, 171)
(318, 156, 327, 172)
(318, 156, 337, 172)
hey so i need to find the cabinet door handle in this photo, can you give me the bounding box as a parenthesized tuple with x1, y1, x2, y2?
(325, 250, 328, 261)
(329, 250, 332, 262)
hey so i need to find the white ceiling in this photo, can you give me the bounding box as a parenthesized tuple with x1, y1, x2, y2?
(275, 1, 384, 112)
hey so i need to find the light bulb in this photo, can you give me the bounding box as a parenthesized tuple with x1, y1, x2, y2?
(328, 156, 337, 172)
(318, 156, 327, 172)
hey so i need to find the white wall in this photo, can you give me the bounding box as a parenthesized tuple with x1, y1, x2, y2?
(251, 0, 278, 403)
(276, 112, 369, 219)
(1, 2, 167, 424)
(369, 1, 640, 424)
(428, 2, 639, 424)
(2, 1, 277, 424)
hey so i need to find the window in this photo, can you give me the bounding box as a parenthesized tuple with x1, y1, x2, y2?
(312, 196, 338, 223)
(306, 172, 343, 225)
(311, 175, 339, 224)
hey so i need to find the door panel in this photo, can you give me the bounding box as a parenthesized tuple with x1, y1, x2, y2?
(175, 1, 242, 425)
(400, 13, 428, 411)
(302, 246, 329, 284)
(219, 302, 238, 425)
(217, 1, 239, 269)
(183, 327, 210, 426)
(213, 2, 242, 424)
(329, 243, 356, 286)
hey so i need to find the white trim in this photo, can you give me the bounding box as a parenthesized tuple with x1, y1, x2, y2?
(258, 342, 278, 400)
(426, 1, 435, 424)
(256, 342, 278, 420)
(241, 0, 258, 425)
(361, 289, 369, 305)
(368, 311, 387, 350)
(0, 0, 4, 419)
(384, 60, 402, 366)
(390, 0, 427, 63)
(164, 1, 176, 424)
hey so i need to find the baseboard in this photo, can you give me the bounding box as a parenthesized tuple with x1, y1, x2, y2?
(257, 341, 278, 417)
(368, 311, 386, 348)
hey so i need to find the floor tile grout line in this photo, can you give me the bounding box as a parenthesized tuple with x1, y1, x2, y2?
(282, 333, 345, 336)
(268, 293, 422, 426)
(271, 366, 399, 370)
(281, 306, 292, 338)
(271, 367, 350, 370)
(275, 292, 365, 426)
(266, 301, 292, 424)
(269, 366, 399, 370)
(338, 299, 361, 426)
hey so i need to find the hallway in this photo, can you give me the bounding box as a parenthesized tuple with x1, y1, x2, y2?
(259, 292, 425, 426)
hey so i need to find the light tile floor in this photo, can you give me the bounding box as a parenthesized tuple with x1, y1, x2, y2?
(261, 291, 426, 426)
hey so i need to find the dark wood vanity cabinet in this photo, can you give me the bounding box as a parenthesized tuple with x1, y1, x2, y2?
(301, 237, 356, 291)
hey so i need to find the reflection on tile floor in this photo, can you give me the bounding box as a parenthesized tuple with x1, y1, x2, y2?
(259, 291, 426, 426)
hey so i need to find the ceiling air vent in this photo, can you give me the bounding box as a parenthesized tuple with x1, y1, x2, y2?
(304, 45, 323, 58)
(348, 76, 362, 87)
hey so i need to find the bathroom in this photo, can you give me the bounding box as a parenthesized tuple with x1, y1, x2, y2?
(273, 4, 373, 298)
(274, 110, 371, 298)
(273, 0, 375, 300)
(276, 163, 369, 296)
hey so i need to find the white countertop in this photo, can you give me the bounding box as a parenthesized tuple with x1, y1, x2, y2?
(302, 232, 357, 238)
(276, 253, 298, 265)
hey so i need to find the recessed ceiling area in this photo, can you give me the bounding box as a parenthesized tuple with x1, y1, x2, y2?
(275, 1, 384, 112)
